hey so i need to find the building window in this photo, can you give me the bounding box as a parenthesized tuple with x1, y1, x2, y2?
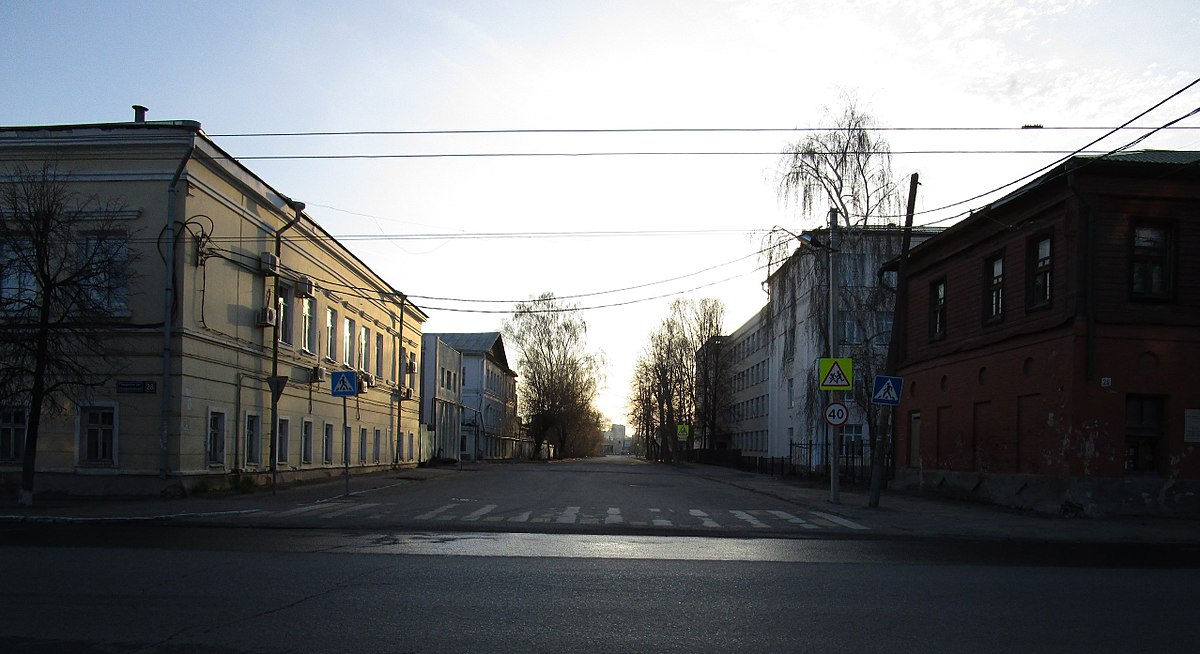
(1131, 223, 1173, 300)
(325, 308, 338, 361)
(207, 410, 226, 466)
(81, 234, 129, 314)
(984, 254, 1004, 321)
(1028, 236, 1052, 308)
(276, 418, 290, 465)
(373, 428, 382, 463)
(787, 378, 795, 409)
(301, 420, 314, 465)
(359, 427, 368, 464)
(301, 297, 316, 354)
(1, 406, 26, 462)
(245, 413, 262, 466)
(375, 333, 385, 379)
(929, 279, 946, 340)
(839, 310, 860, 345)
(344, 317, 356, 367)
(0, 243, 37, 315)
(322, 423, 334, 464)
(359, 325, 370, 372)
(1125, 395, 1164, 474)
(80, 405, 116, 465)
(278, 284, 294, 345)
(343, 426, 351, 465)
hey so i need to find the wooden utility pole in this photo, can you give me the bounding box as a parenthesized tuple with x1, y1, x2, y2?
(868, 172, 918, 508)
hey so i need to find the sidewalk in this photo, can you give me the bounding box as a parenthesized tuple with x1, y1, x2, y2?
(3, 462, 1198, 545)
(679, 463, 1200, 544)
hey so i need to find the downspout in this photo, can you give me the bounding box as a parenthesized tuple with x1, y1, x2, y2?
(1068, 169, 1097, 379)
(396, 295, 406, 464)
(160, 144, 194, 478)
(269, 200, 304, 492)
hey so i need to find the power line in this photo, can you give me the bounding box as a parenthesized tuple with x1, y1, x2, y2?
(208, 125, 1200, 138)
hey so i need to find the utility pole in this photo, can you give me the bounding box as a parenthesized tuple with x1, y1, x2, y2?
(869, 173, 918, 508)
(828, 206, 840, 504)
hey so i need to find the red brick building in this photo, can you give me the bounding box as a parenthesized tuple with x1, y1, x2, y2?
(892, 151, 1200, 515)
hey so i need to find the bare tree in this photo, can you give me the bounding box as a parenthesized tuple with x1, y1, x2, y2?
(0, 163, 138, 505)
(504, 292, 604, 459)
(629, 298, 724, 462)
(769, 99, 905, 484)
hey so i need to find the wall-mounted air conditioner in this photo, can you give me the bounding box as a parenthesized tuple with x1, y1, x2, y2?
(363, 373, 376, 388)
(295, 276, 315, 298)
(403, 387, 413, 400)
(260, 252, 280, 275)
(256, 307, 277, 327)
(310, 365, 327, 383)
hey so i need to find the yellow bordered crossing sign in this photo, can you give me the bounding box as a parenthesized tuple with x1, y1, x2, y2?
(818, 357, 853, 391)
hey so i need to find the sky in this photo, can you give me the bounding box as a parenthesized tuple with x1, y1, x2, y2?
(3, 0, 1198, 427)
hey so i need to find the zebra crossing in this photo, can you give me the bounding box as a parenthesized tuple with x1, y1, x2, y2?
(239, 500, 870, 532)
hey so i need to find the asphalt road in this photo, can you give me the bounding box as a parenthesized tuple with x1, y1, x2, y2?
(3, 457, 1199, 652)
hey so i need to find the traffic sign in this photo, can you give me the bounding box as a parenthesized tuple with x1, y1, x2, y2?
(677, 424, 690, 441)
(872, 375, 904, 406)
(818, 358, 853, 391)
(824, 402, 849, 426)
(330, 370, 358, 397)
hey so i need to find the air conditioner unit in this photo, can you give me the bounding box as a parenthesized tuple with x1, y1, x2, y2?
(260, 252, 280, 275)
(310, 365, 326, 383)
(358, 378, 369, 394)
(295, 276, 315, 298)
(256, 307, 277, 327)
(404, 387, 413, 400)
(363, 373, 376, 388)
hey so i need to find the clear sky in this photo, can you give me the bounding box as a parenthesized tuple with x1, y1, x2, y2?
(3, 0, 1198, 426)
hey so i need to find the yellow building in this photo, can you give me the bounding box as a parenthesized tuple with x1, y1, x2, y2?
(0, 110, 426, 496)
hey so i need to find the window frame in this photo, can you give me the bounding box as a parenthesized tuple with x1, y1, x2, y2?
(77, 403, 118, 466)
(244, 412, 262, 466)
(928, 278, 947, 341)
(1027, 234, 1053, 310)
(1129, 220, 1175, 302)
(301, 419, 314, 465)
(206, 408, 226, 467)
(983, 251, 1005, 323)
(1, 405, 27, 463)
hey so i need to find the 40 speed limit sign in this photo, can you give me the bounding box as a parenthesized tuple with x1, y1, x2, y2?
(824, 402, 849, 426)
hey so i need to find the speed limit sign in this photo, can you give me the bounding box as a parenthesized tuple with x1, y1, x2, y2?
(824, 402, 849, 426)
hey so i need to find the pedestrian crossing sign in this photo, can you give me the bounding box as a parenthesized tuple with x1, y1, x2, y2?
(330, 370, 359, 397)
(872, 375, 904, 406)
(818, 358, 853, 391)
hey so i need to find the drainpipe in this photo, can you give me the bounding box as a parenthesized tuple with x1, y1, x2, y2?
(269, 200, 305, 493)
(160, 143, 195, 478)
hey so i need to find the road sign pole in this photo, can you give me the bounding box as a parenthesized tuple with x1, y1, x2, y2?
(343, 397, 350, 497)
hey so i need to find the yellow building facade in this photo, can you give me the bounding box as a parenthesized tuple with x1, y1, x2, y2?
(0, 115, 426, 496)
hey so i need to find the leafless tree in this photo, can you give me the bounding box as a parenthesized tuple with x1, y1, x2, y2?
(629, 298, 724, 462)
(0, 163, 138, 505)
(769, 99, 905, 480)
(504, 292, 604, 459)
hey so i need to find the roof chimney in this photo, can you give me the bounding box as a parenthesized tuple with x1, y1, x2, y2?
(132, 105, 148, 123)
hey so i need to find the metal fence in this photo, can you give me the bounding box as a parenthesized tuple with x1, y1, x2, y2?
(728, 440, 890, 485)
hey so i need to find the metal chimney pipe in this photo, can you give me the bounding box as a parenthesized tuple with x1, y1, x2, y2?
(133, 105, 148, 122)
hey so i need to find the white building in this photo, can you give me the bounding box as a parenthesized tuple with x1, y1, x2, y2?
(427, 333, 519, 461)
(420, 334, 463, 462)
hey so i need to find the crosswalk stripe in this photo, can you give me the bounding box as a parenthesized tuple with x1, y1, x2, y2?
(414, 503, 460, 520)
(462, 505, 498, 521)
(605, 508, 623, 525)
(808, 510, 870, 530)
(320, 503, 379, 518)
(768, 510, 819, 530)
(690, 509, 720, 528)
(271, 504, 330, 518)
(556, 506, 580, 524)
(509, 511, 531, 523)
(730, 510, 769, 528)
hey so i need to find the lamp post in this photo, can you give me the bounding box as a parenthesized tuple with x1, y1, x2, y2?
(825, 207, 840, 504)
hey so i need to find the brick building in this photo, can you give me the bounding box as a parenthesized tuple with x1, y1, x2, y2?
(892, 151, 1200, 515)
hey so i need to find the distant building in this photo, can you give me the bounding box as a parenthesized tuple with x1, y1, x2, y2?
(725, 306, 771, 458)
(602, 424, 628, 454)
(891, 151, 1200, 515)
(427, 333, 520, 460)
(421, 334, 463, 462)
(0, 110, 427, 496)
